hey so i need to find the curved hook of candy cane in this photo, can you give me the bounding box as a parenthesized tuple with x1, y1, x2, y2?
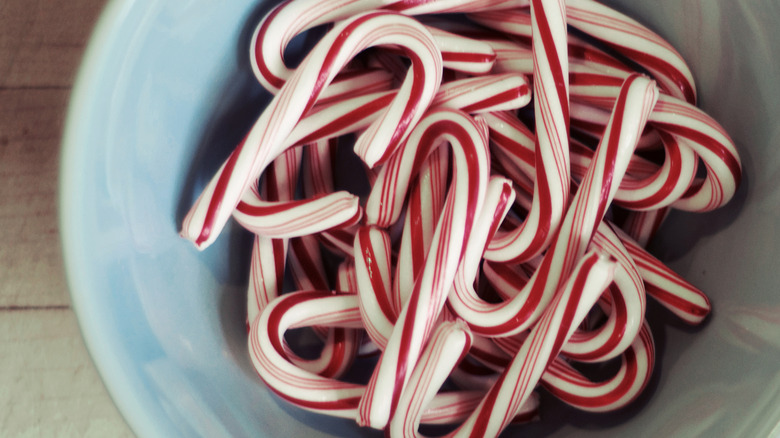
(561, 221, 645, 362)
(452, 251, 616, 438)
(250, 0, 401, 93)
(612, 132, 698, 211)
(387, 320, 541, 436)
(450, 74, 658, 337)
(651, 94, 742, 212)
(285, 233, 365, 377)
(449, 176, 515, 312)
(251, 290, 529, 426)
(569, 112, 699, 212)
(248, 291, 366, 419)
(387, 320, 473, 437)
(357, 108, 490, 430)
(570, 90, 741, 213)
(565, 0, 697, 105)
(181, 11, 442, 250)
(542, 320, 655, 412)
(286, 71, 531, 155)
(483, 0, 571, 264)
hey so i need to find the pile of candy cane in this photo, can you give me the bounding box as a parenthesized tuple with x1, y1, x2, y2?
(180, 0, 741, 435)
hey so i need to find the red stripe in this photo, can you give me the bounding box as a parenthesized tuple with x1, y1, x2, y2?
(357, 228, 396, 322)
(295, 93, 396, 145)
(196, 135, 246, 246)
(253, 5, 286, 90)
(237, 194, 327, 216)
(652, 122, 741, 188)
(441, 51, 496, 65)
(460, 86, 530, 113)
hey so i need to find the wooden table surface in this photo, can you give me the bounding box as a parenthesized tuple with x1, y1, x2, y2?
(1, 1, 134, 435)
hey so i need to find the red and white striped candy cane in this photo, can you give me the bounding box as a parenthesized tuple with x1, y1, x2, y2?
(569, 92, 742, 212)
(483, 0, 571, 264)
(285, 233, 365, 378)
(468, 8, 634, 81)
(620, 207, 670, 247)
(181, 11, 442, 250)
(450, 74, 657, 337)
(616, 225, 711, 324)
(246, 148, 301, 324)
(233, 188, 361, 238)
(450, 175, 515, 320)
(248, 291, 365, 418)
(393, 147, 449, 314)
(250, 291, 519, 424)
(387, 320, 473, 436)
(452, 251, 616, 437)
(286, 70, 530, 154)
(432, 73, 532, 114)
(561, 221, 645, 362)
(386, 0, 526, 15)
(357, 108, 490, 429)
(542, 320, 655, 412)
(354, 225, 397, 349)
(388, 320, 540, 436)
(250, 0, 400, 93)
(421, 25, 497, 74)
(565, 0, 697, 104)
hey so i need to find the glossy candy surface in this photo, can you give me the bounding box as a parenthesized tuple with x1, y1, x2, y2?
(61, 0, 780, 437)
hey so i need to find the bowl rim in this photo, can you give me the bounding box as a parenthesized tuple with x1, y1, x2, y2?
(59, 0, 150, 436)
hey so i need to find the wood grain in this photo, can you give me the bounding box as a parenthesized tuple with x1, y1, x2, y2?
(0, 0, 106, 88)
(1, 0, 135, 435)
(0, 310, 133, 437)
(0, 88, 70, 307)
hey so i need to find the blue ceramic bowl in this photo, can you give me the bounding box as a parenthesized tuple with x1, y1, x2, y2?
(60, 0, 780, 436)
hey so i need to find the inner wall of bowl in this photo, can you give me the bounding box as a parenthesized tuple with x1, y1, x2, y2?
(62, 0, 780, 437)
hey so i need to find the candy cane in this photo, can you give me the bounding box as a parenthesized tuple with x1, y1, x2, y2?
(565, 0, 697, 104)
(387, 0, 527, 15)
(245, 146, 303, 325)
(393, 147, 450, 314)
(620, 207, 670, 247)
(450, 74, 657, 337)
(570, 93, 742, 212)
(251, 291, 515, 425)
(181, 12, 442, 250)
(250, 0, 401, 93)
(388, 320, 540, 436)
(483, 0, 571, 264)
(432, 73, 532, 114)
(561, 221, 645, 362)
(234, 188, 361, 238)
(354, 225, 397, 349)
(569, 130, 699, 212)
(453, 251, 616, 437)
(616, 225, 711, 324)
(542, 320, 654, 412)
(357, 108, 490, 429)
(249, 291, 365, 418)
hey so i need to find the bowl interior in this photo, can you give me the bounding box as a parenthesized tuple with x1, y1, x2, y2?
(61, 0, 780, 437)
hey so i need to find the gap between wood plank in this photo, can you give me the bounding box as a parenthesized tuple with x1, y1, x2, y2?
(0, 304, 70, 311)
